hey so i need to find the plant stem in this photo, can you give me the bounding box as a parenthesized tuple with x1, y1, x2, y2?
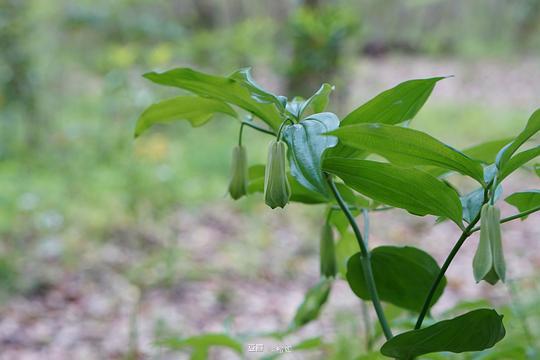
(415, 185, 493, 329)
(276, 118, 294, 140)
(326, 175, 393, 340)
(360, 208, 374, 350)
(470, 205, 540, 233)
(241, 120, 276, 136)
(361, 300, 374, 351)
(362, 209, 370, 245)
(414, 211, 482, 329)
(238, 122, 245, 146)
(329, 205, 394, 212)
(371, 206, 394, 212)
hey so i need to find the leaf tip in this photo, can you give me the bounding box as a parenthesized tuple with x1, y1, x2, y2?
(142, 71, 156, 80)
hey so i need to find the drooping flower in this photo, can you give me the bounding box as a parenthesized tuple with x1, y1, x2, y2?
(228, 145, 248, 200)
(264, 140, 291, 209)
(473, 204, 506, 285)
(320, 223, 337, 278)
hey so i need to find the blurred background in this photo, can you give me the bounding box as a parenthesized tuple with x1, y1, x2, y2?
(1, 0, 540, 359)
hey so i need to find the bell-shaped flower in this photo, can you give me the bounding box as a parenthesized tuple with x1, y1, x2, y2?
(228, 145, 248, 200)
(473, 204, 506, 285)
(264, 140, 291, 209)
(320, 223, 337, 278)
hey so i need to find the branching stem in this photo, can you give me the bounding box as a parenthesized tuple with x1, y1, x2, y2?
(415, 187, 491, 329)
(470, 205, 540, 233)
(241, 120, 276, 136)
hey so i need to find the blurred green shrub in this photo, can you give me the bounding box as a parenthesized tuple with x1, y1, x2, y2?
(286, 4, 360, 97)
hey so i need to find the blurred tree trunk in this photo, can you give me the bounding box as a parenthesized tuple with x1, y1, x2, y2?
(304, 0, 321, 8)
(287, 0, 325, 98)
(286, 1, 358, 99)
(516, 0, 540, 48)
(191, 0, 218, 29)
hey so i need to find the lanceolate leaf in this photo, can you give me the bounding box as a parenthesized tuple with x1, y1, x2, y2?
(329, 123, 484, 183)
(505, 190, 540, 216)
(282, 113, 339, 196)
(134, 96, 237, 137)
(341, 77, 445, 126)
(291, 278, 332, 329)
(301, 83, 334, 117)
(324, 142, 366, 160)
(323, 158, 463, 225)
(463, 138, 513, 164)
(347, 246, 446, 312)
(412, 139, 511, 179)
(380, 309, 506, 359)
(229, 68, 285, 110)
(499, 145, 540, 180)
(143, 68, 284, 130)
(496, 108, 540, 170)
(285, 84, 334, 121)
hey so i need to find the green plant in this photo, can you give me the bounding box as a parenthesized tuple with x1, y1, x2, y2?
(134, 67, 539, 359)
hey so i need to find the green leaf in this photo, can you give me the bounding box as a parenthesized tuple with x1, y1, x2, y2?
(286, 83, 334, 120)
(505, 190, 540, 216)
(134, 96, 237, 137)
(282, 112, 339, 196)
(324, 141, 366, 160)
(301, 83, 334, 117)
(484, 163, 498, 183)
(323, 158, 463, 225)
(285, 97, 305, 120)
(463, 138, 513, 163)
(329, 123, 485, 183)
(229, 68, 285, 110)
(341, 77, 445, 126)
(291, 278, 332, 329)
(335, 231, 359, 277)
(247, 165, 327, 204)
(156, 333, 243, 356)
(499, 145, 540, 180)
(346, 246, 446, 312)
(461, 185, 502, 224)
(414, 139, 511, 179)
(496, 109, 540, 170)
(143, 68, 284, 130)
(380, 309, 506, 359)
(461, 188, 485, 224)
(326, 77, 444, 160)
